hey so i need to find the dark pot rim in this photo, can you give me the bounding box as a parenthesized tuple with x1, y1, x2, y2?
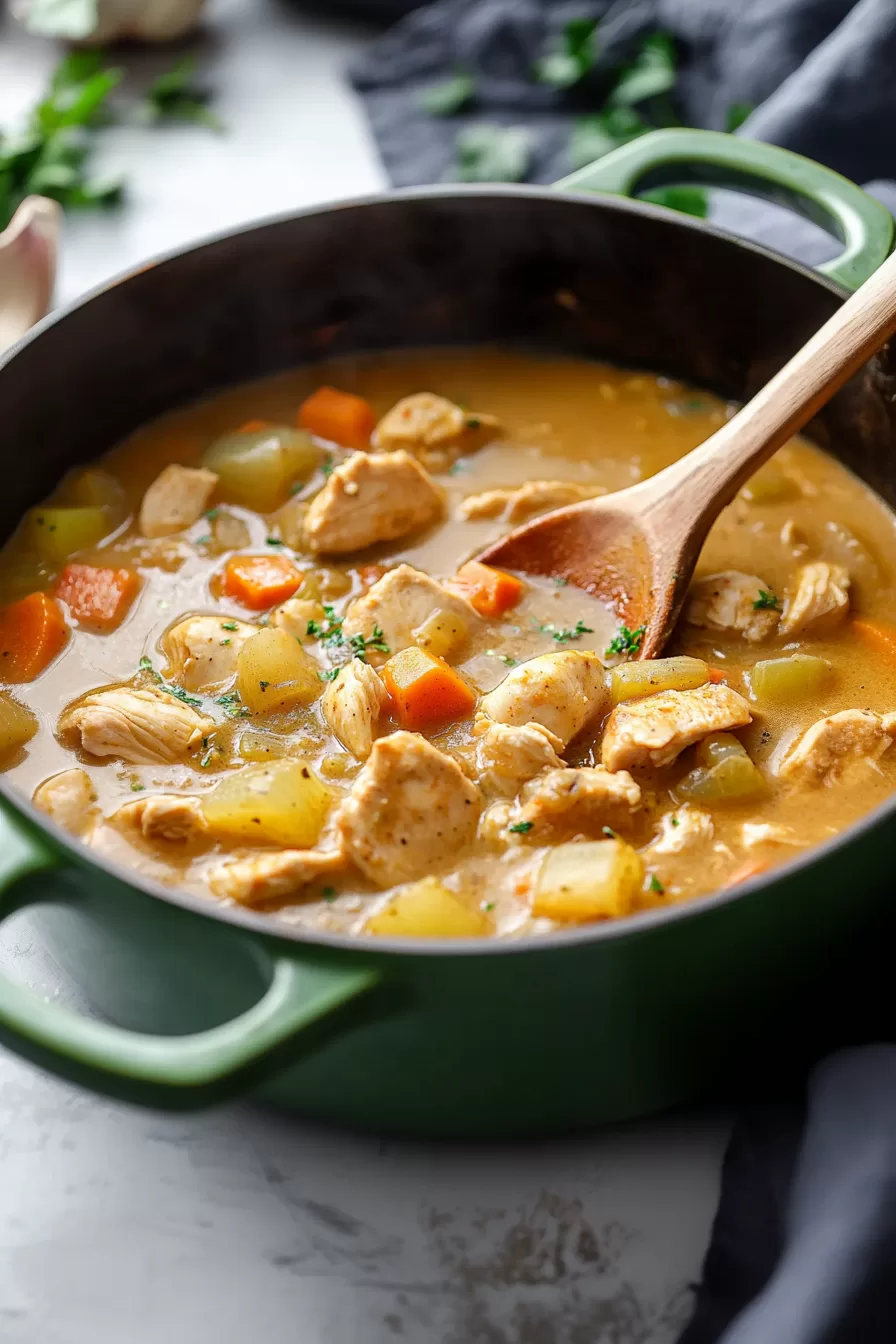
(0, 182, 879, 959)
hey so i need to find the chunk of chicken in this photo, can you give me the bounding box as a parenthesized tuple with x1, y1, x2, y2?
(374, 393, 500, 472)
(335, 731, 481, 887)
(459, 480, 604, 523)
(208, 848, 346, 906)
(60, 687, 214, 765)
(32, 768, 98, 837)
(477, 651, 608, 749)
(501, 766, 641, 841)
(272, 596, 324, 643)
(304, 450, 442, 555)
(685, 570, 780, 642)
(109, 793, 209, 846)
(779, 562, 850, 637)
(474, 720, 565, 798)
(139, 464, 218, 539)
(646, 807, 714, 856)
(601, 684, 752, 771)
(322, 658, 388, 760)
(778, 709, 896, 784)
(740, 821, 798, 849)
(343, 564, 480, 659)
(161, 614, 255, 692)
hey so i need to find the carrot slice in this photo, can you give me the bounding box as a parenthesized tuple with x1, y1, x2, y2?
(726, 858, 770, 887)
(852, 617, 896, 663)
(221, 554, 302, 610)
(298, 386, 374, 451)
(56, 564, 139, 632)
(383, 646, 477, 731)
(0, 592, 68, 682)
(448, 561, 524, 617)
(707, 667, 727, 684)
(238, 419, 274, 433)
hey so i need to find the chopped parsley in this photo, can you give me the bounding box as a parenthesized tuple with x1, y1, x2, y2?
(130, 781, 144, 792)
(307, 605, 389, 664)
(265, 536, 284, 547)
(554, 576, 569, 587)
(553, 620, 593, 644)
(259, 680, 270, 692)
(321, 457, 335, 479)
(221, 621, 238, 632)
(508, 820, 533, 834)
(482, 900, 496, 912)
(449, 459, 467, 475)
(321, 886, 337, 902)
(671, 816, 680, 828)
(606, 624, 645, 657)
(465, 415, 481, 429)
(220, 638, 231, 647)
(216, 691, 250, 718)
(499, 654, 518, 667)
(205, 507, 220, 521)
(161, 683, 202, 708)
(194, 534, 211, 545)
(306, 605, 345, 646)
(349, 624, 390, 661)
(753, 589, 781, 611)
(648, 874, 665, 894)
(602, 826, 616, 839)
(200, 749, 216, 768)
(138, 655, 154, 674)
(318, 668, 341, 683)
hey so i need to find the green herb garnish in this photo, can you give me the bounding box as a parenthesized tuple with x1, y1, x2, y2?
(648, 874, 665, 894)
(321, 886, 337, 902)
(259, 680, 270, 692)
(143, 57, 224, 131)
(602, 826, 616, 838)
(553, 619, 593, 644)
(221, 621, 238, 631)
(318, 668, 341, 683)
(265, 536, 284, 547)
(753, 590, 781, 611)
(205, 507, 220, 521)
(508, 821, 534, 834)
(554, 577, 568, 586)
(220, 638, 231, 647)
(194, 534, 211, 545)
(160, 683, 202, 709)
(138, 655, 154, 673)
(307, 606, 388, 664)
(306, 604, 345, 646)
(349, 624, 390, 662)
(321, 456, 335, 479)
(216, 691, 250, 718)
(449, 460, 467, 475)
(671, 816, 680, 827)
(605, 624, 645, 657)
(499, 654, 518, 667)
(482, 901, 496, 912)
(130, 781, 144, 792)
(420, 71, 475, 116)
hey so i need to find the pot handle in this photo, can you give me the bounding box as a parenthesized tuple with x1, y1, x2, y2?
(0, 804, 379, 1108)
(555, 128, 893, 293)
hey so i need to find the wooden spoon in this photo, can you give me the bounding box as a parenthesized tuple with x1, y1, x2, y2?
(477, 249, 896, 660)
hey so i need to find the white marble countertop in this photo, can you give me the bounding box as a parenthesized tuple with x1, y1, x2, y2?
(0, 3, 728, 1339)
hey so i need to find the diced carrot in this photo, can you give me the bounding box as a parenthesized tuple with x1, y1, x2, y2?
(0, 592, 68, 682)
(55, 564, 139, 632)
(852, 617, 896, 663)
(707, 667, 726, 684)
(298, 386, 375, 451)
(238, 419, 274, 433)
(383, 646, 477, 731)
(221, 554, 303, 610)
(726, 858, 769, 888)
(447, 561, 524, 618)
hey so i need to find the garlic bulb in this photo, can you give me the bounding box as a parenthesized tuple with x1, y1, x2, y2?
(16, 0, 206, 44)
(0, 197, 60, 358)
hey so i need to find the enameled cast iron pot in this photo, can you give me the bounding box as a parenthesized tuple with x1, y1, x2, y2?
(0, 129, 895, 1136)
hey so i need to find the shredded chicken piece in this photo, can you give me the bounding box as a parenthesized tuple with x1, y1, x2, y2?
(501, 765, 641, 840)
(474, 720, 565, 797)
(601, 683, 752, 771)
(304, 450, 442, 555)
(161, 614, 255, 692)
(110, 793, 209, 846)
(32, 768, 98, 837)
(342, 564, 480, 659)
(272, 597, 324, 643)
(740, 821, 799, 849)
(477, 650, 608, 749)
(322, 658, 388, 760)
(780, 519, 809, 554)
(459, 480, 604, 522)
(778, 709, 896, 784)
(139, 464, 217, 538)
(335, 731, 481, 886)
(60, 686, 214, 765)
(685, 570, 780, 642)
(374, 393, 500, 472)
(208, 848, 346, 906)
(779, 562, 850, 637)
(646, 807, 714, 856)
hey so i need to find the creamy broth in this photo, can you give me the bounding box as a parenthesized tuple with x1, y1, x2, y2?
(2, 349, 896, 937)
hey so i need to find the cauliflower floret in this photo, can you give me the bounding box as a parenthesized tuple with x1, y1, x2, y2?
(139, 464, 217, 538)
(322, 658, 388, 760)
(685, 570, 780, 642)
(161, 614, 255, 692)
(304, 450, 442, 555)
(374, 393, 500, 471)
(32, 768, 98, 837)
(60, 686, 214, 765)
(601, 684, 752, 771)
(779, 563, 850, 637)
(477, 651, 608, 749)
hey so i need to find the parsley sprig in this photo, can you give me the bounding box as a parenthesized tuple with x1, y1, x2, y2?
(606, 624, 646, 658)
(532, 617, 594, 644)
(753, 590, 781, 611)
(306, 604, 390, 666)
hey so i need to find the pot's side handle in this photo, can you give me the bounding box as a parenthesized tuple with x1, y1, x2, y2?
(556, 128, 893, 293)
(0, 805, 379, 1109)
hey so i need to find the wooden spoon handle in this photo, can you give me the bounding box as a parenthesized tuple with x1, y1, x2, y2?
(641, 246, 896, 518)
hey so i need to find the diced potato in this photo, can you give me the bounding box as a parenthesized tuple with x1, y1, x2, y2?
(695, 732, 747, 768)
(533, 839, 644, 923)
(203, 427, 320, 512)
(202, 758, 332, 847)
(413, 607, 470, 661)
(610, 656, 708, 704)
(0, 693, 37, 758)
(238, 730, 290, 762)
(676, 753, 768, 804)
(365, 877, 491, 938)
(740, 463, 800, 504)
(318, 753, 362, 781)
(301, 568, 352, 601)
(27, 506, 113, 564)
(748, 654, 833, 706)
(236, 628, 322, 714)
(212, 510, 251, 552)
(68, 469, 128, 522)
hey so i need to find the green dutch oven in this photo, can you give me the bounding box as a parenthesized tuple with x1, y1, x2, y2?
(0, 129, 894, 1136)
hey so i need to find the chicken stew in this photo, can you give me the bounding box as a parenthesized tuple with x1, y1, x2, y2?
(3, 349, 896, 939)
